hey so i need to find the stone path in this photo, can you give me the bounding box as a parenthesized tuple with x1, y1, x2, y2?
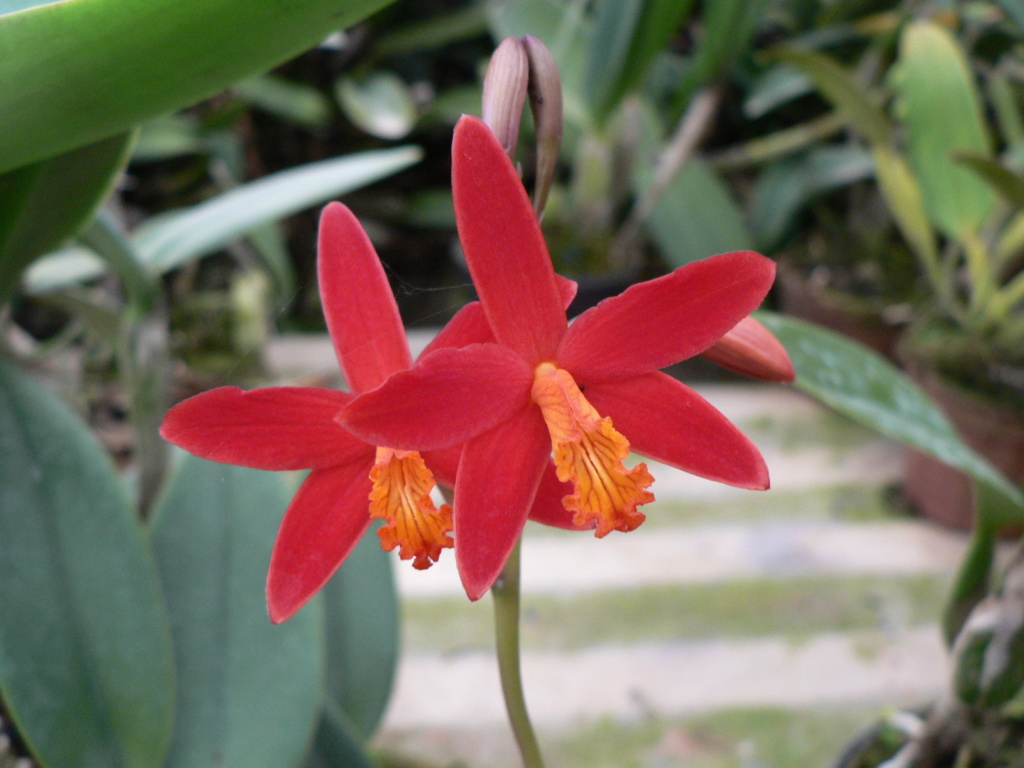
(268, 333, 971, 766)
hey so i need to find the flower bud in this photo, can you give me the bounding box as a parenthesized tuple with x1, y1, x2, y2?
(522, 34, 563, 217)
(481, 37, 529, 157)
(701, 317, 795, 382)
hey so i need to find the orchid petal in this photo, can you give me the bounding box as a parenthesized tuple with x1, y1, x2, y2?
(454, 406, 551, 599)
(527, 462, 590, 530)
(423, 446, 461, 488)
(421, 301, 492, 357)
(452, 116, 566, 363)
(318, 202, 412, 393)
(585, 371, 769, 490)
(422, 273, 578, 360)
(266, 460, 374, 623)
(160, 386, 367, 470)
(339, 343, 533, 451)
(421, 274, 578, 358)
(559, 251, 776, 382)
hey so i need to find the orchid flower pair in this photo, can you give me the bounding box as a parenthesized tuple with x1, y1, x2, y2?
(161, 115, 791, 622)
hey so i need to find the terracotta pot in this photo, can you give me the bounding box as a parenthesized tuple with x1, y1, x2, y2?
(903, 366, 1024, 530)
(775, 260, 905, 360)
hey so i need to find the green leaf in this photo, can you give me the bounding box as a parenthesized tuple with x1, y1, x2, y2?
(584, 0, 644, 120)
(150, 455, 323, 768)
(24, 146, 423, 293)
(235, 74, 332, 131)
(757, 311, 1024, 513)
(319, 521, 399, 740)
(895, 20, 995, 239)
(750, 144, 874, 251)
(303, 707, 375, 768)
(671, 0, 766, 115)
(134, 146, 422, 274)
(0, 0, 397, 174)
(943, 496, 998, 647)
(956, 151, 1024, 209)
(0, 358, 174, 768)
(870, 145, 939, 269)
(641, 157, 752, 269)
(336, 71, 418, 140)
(775, 47, 891, 146)
(0, 131, 133, 304)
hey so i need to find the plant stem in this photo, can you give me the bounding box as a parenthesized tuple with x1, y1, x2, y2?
(492, 538, 545, 768)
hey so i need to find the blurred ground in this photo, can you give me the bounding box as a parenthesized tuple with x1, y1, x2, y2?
(269, 331, 968, 768)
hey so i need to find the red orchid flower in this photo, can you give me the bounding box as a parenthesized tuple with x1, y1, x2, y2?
(161, 203, 484, 622)
(340, 116, 780, 601)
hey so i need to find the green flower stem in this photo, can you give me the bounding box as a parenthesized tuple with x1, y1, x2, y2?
(492, 537, 546, 768)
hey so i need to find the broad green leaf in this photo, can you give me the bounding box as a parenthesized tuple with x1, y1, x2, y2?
(24, 146, 423, 293)
(0, 0, 52, 12)
(750, 144, 874, 251)
(0, 131, 133, 304)
(150, 455, 323, 768)
(775, 47, 891, 146)
(895, 21, 995, 239)
(0, 0, 397, 174)
(757, 311, 1024, 514)
(640, 158, 752, 269)
(336, 72, 418, 140)
(319, 521, 399, 739)
(0, 358, 174, 768)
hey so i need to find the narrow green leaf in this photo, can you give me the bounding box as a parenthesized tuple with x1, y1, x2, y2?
(640, 157, 752, 269)
(319, 521, 399, 740)
(0, 131, 133, 304)
(135, 146, 423, 274)
(750, 144, 874, 251)
(671, 0, 766, 115)
(757, 311, 1024, 513)
(584, 0, 644, 119)
(303, 706, 375, 768)
(943, 496, 998, 646)
(235, 75, 332, 131)
(0, 0, 397, 174)
(895, 20, 995, 238)
(150, 455, 323, 768)
(775, 47, 891, 146)
(871, 145, 939, 270)
(24, 146, 423, 294)
(0, 358, 174, 768)
(956, 151, 1024, 209)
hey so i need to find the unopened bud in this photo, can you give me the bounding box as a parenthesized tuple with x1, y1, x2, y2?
(701, 317, 795, 382)
(522, 34, 563, 217)
(482, 37, 529, 157)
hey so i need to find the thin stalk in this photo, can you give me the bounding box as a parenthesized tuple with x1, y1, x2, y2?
(709, 111, 845, 171)
(492, 538, 545, 768)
